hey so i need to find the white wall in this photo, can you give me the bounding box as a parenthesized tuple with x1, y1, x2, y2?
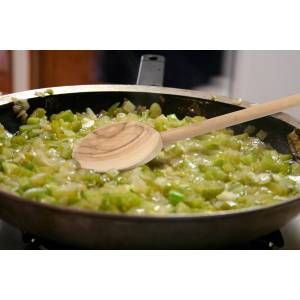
(231, 50, 300, 119)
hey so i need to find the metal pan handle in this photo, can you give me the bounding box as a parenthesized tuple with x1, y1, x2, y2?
(136, 55, 165, 86)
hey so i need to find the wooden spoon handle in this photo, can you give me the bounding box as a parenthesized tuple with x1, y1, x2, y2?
(161, 93, 300, 146)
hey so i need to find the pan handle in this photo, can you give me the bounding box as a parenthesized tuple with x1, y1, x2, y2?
(136, 55, 165, 86)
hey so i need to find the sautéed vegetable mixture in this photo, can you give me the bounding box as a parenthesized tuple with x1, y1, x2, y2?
(0, 100, 300, 215)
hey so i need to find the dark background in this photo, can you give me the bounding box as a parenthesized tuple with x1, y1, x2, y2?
(99, 50, 224, 89)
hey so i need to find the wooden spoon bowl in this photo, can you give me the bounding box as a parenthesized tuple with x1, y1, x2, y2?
(73, 121, 163, 172)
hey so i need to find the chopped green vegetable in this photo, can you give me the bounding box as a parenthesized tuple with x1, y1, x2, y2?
(0, 100, 298, 215)
(149, 103, 162, 118)
(45, 88, 54, 95)
(168, 190, 185, 205)
(107, 102, 120, 116)
(51, 110, 74, 122)
(27, 117, 40, 125)
(122, 100, 136, 113)
(31, 108, 46, 118)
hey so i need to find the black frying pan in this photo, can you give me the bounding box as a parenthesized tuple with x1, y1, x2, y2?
(0, 55, 300, 249)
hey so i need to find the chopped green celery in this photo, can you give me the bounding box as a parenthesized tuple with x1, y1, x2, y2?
(40, 195, 60, 205)
(137, 111, 148, 121)
(19, 124, 39, 132)
(71, 120, 82, 132)
(259, 156, 290, 174)
(107, 169, 120, 179)
(222, 163, 236, 173)
(154, 115, 168, 131)
(51, 110, 74, 122)
(38, 166, 59, 174)
(1, 148, 15, 158)
(217, 191, 238, 202)
(83, 189, 103, 200)
(198, 164, 209, 173)
(149, 103, 162, 118)
(154, 177, 172, 190)
(291, 163, 300, 175)
(204, 167, 228, 181)
(130, 176, 149, 194)
(213, 159, 225, 167)
(0, 124, 7, 135)
(114, 108, 125, 116)
(2, 162, 18, 174)
(45, 88, 54, 95)
(15, 167, 33, 177)
(30, 173, 49, 186)
(17, 177, 31, 191)
(31, 108, 46, 118)
(27, 117, 40, 125)
(125, 113, 139, 121)
(78, 171, 104, 186)
(218, 152, 241, 164)
(236, 195, 258, 207)
(50, 183, 83, 205)
(220, 200, 238, 210)
(107, 102, 120, 116)
(240, 153, 257, 165)
(280, 154, 292, 161)
(1, 162, 32, 177)
(228, 184, 246, 196)
(85, 107, 97, 119)
(167, 114, 179, 121)
(201, 142, 220, 151)
(164, 144, 183, 157)
(230, 139, 242, 150)
(57, 143, 72, 159)
(237, 171, 270, 186)
(268, 178, 296, 196)
(175, 202, 192, 213)
(82, 189, 103, 209)
(116, 176, 126, 184)
(23, 187, 48, 200)
(254, 173, 271, 185)
(184, 196, 208, 209)
(168, 190, 185, 205)
(100, 192, 141, 212)
(198, 182, 225, 199)
(50, 119, 65, 136)
(23, 161, 35, 171)
(28, 129, 43, 138)
(11, 135, 26, 145)
(122, 100, 136, 113)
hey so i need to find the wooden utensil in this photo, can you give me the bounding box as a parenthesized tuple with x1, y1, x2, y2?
(73, 93, 300, 172)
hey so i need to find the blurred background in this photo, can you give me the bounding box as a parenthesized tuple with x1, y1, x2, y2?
(1, 50, 300, 118)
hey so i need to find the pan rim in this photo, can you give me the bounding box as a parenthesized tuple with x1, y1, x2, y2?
(1, 83, 299, 128)
(0, 84, 300, 222)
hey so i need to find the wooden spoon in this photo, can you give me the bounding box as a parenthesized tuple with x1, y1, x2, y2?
(73, 93, 300, 172)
